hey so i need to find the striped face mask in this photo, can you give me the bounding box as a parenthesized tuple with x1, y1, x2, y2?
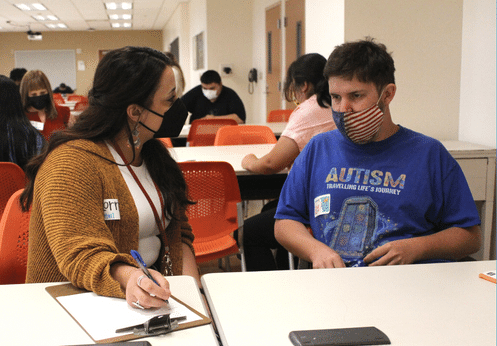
(332, 90, 385, 145)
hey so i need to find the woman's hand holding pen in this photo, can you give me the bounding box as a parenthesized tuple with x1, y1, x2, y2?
(110, 262, 171, 309)
(126, 268, 171, 309)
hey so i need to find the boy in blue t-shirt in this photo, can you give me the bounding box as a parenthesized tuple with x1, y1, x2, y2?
(274, 39, 481, 268)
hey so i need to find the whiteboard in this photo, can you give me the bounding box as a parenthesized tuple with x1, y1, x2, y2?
(15, 50, 77, 92)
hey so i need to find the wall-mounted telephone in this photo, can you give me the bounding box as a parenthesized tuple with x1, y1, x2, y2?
(248, 68, 258, 94)
(248, 68, 258, 83)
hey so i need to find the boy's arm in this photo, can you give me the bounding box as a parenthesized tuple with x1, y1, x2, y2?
(275, 219, 346, 268)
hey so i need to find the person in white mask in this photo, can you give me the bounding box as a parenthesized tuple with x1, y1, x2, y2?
(274, 38, 481, 269)
(181, 70, 245, 124)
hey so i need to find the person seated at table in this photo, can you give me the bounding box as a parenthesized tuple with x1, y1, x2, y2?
(21, 46, 198, 310)
(181, 69, 246, 124)
(53, 83, 74, 94)
(240, 53, 336, 271)
(9, 67, 27, 88)
(0, 75, 45, 170)
(20, 70, 70, 141)
(275, 38, 481, 268)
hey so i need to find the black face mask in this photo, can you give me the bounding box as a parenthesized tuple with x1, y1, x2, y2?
(139, 98, 188, 138)
(28, 94, 50, 110)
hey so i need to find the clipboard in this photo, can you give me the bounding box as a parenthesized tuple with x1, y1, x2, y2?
(46, 283, 211, 344)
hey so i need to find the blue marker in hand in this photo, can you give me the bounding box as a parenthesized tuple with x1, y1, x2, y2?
(130, 250, 169, 303)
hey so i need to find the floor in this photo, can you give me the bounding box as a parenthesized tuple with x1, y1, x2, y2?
(197, 199, 265, 275)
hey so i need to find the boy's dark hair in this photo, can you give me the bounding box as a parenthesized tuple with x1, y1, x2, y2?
(200, 70, 222, 84)
(9, 68, 27, 82)
(324, 38, 395, 92)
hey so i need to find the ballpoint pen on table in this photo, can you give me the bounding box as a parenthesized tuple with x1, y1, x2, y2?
(130, 250, 169, 304)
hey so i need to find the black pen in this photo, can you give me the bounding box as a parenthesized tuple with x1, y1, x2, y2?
(130, 250, 169, 303)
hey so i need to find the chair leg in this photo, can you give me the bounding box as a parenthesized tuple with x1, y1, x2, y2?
(288, 252, 295, 270)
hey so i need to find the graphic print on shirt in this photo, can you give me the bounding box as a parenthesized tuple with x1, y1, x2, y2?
(325, 167, 406, 195)
(315, 166, 406, 265)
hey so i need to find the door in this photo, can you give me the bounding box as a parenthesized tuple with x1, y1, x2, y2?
(284, 0, 305, 110)
(265, 4, 282, 114)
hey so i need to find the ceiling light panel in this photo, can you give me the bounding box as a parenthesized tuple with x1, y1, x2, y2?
(32, 14, 58, 21)
(104, 2, 133, 10)
(108, 14, 132, 20)
(14, 3, 47, 11)
(45, 23, 67, 29)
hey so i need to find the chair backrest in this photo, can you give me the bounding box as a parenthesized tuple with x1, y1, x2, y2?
(178, 161, 241, 242)
(53, 93, 65, 104)
(67, 95, 88, 102)
(0, 163, 25, 220)
(159, 137, 173, 148)
(55, 105, 71, 125)
(187, 119, 238, 146)
(214, 125, 277, 146)
(267, 109, 293, 122)
(73, 100, 89, 111)
(0, 189, 30, 284)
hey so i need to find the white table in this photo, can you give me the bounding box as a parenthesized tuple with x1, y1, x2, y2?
(170, 144, 280, 176)
(0, 276, 218, 346)
(202, 261, 496, 346)
(177, 122, 287, 139)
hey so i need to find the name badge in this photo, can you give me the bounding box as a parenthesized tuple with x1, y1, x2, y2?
(103, 199, 120, 220)
(314, 194, 330, 217)
(30, 121, 44, 131)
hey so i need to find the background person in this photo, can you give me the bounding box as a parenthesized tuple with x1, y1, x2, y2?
(241, 53, 336, 271)
(0, 75, 45, 170)
(181, 70, 246, 124)
(275, 38, 481, 269)
(53, 83, 74, 94)
(21, 46, 197, 310)
(20, 70, 70, 141)
(9, 68, 27, 88)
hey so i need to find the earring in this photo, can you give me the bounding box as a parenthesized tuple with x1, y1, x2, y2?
(132, 125, 141, 149)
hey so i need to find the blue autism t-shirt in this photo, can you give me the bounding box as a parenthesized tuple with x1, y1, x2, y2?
(275, 126, 480, 266)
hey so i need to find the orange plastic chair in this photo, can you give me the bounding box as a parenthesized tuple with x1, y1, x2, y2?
(187, 119, 238, 146)
(214, 125, 277, 146)
(267, 109, 293, 122)
(178, 161, 246, 271)
(159, 137, 173, 148)
(67, 95, 88, 102)
(53, 93, 64, 105)
(0, 189, 30, 284)
(0, 163, 25, 220)
(73, 100, 89, 111)
(55, 105, 71, 125)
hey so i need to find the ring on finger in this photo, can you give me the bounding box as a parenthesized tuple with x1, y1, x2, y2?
(132, 300, 145, 309)
(137, 274, 147, 288)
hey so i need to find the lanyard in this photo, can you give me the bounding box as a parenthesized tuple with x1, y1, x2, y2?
(111, 142, 167, 238)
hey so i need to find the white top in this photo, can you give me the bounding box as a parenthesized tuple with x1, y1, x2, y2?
(281, 94, 336, 151)
(107, 143, 169, 266)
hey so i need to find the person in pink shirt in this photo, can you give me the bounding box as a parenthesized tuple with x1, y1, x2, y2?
(241, 53, 336, 271)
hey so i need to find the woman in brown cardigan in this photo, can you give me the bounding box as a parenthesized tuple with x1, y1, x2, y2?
(21, 46, 195, 310)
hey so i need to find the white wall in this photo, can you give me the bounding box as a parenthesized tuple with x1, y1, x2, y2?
(206, 0, 254, 121)
(162, 2, 191, 90)
(305, 0, 344, 58)
(459, 0, 496, 147)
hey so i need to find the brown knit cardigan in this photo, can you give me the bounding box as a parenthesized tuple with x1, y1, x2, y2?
(26, 139, 195, 298)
